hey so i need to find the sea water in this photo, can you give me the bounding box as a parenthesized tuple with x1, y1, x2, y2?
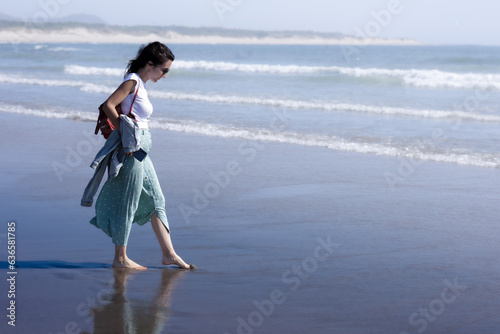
(1, 43, 499, 167)
(2, 42, 500, 334)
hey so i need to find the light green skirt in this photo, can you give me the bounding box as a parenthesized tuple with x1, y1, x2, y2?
(90, 130, 169, 246)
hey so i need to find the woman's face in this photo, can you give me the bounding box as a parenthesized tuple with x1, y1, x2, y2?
(149, 60, 172, 83)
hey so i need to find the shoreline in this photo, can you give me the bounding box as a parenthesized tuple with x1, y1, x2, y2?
(0, 28, 421, 45)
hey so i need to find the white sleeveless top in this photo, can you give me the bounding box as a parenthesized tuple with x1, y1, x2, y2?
(120, 73, 153, 129)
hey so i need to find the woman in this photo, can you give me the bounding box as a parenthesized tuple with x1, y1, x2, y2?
(90, 42, 193, 270)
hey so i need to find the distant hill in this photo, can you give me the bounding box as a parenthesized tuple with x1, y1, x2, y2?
(0, 13, 20, 21)
(54, 14, 107, 25)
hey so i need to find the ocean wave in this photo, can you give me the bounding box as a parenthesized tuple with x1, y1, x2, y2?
(151, 118, 498, 168)
(65, 65, 123, 76)
(0, 74, 86, 88)
(35, 45, 82, 52)
(0, 103, 96, 122)
(81, 83, 500, 122)
(49, 47, 82, 52)
(174, 60, 333, 74)
(150, 90, 500, 123)
(1, 73, 498, 123)
(65, 62, 338, 76)
(404, 71, 500, 90)
(64, 62, 500, 90)
(2, 102, 497, 168)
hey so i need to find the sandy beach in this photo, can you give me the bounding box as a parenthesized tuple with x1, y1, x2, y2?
(2, 110, 500, 333)
(0, 26, 420, 45)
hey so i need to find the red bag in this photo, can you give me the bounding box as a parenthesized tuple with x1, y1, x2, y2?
(94, 86, 139, 139)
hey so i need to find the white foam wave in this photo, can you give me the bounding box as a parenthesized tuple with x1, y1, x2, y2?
(63, 63, 500, 91)
(0, 74, 86, 88)
(1, 73, 498, 123)
(88, 83, 495, 122)
(0, 73, 117, 97)
(0, 103, 96, 122)
(80, 83, 115, 94)
(404, 70, 500, 90)
(64, 65, 123, 76)
(149, 118, 500, 168)
(65, 62, 337, 76)
(176, 61, 500, 90)
(156, 91, 500, 122)
(173, 60, 332, 74)
(49, 47, 81, 52)
(176, 62, 500, 90)
(2, 103, 498, 168)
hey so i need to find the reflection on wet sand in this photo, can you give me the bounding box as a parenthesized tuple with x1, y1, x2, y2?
(85, 268, 186, 334)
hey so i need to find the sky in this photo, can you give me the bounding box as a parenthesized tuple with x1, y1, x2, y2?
(1, 0, 499, 45)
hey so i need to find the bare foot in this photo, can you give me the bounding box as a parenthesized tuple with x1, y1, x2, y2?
(162, 253, 195, 269)
(113, 257, 147, 270)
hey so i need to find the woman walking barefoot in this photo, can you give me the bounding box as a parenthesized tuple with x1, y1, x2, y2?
(89, 42, 193, 270)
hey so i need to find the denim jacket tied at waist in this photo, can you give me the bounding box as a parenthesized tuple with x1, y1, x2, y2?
(80, 115, 142, 207)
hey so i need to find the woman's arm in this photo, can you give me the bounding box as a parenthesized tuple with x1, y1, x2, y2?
(102, 80, 137, 129)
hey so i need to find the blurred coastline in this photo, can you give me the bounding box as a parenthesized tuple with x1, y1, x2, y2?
(0, 19, 420, 45)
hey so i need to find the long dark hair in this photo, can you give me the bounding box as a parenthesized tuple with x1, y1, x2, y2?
(125, 41, 175, 77)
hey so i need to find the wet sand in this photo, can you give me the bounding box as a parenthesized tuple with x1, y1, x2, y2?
(2, 112, 500, 333)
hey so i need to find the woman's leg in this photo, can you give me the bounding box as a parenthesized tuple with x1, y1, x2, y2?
(151, 212, 191, 269)
(113, 245, 147, 269)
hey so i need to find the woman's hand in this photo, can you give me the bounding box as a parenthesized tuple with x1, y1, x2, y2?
(112, 116, 121, 131)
